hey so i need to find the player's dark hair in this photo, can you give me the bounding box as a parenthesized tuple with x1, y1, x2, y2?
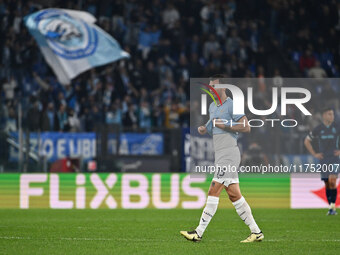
(321, 107, 333, 114)
(209, 74, 232, 99)
(209, 74, 227, 82)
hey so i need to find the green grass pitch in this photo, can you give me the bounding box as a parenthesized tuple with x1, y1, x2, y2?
(0, 209, 339, 254)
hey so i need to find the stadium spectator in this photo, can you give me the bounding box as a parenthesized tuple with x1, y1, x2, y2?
(162, 3, 180, 30)
(308, 61, 327, 79)
(2, 76, 17, 102)
(139, 101, 152, 129)
(123, 103, 138, 129)
(203, 34, 220, 60)
(242, 142, 269, 167)
(0, 0, 338, 159)
(41, 102, 56, 131)
(5, 106, 17, 132)
(273, 69, 283, 87)
(226, 29, 240, 55)
(64, 108, 81, 132)
(299, 50, 316, 73)
(105, 99, 122, 126)
(27, 100, 40, 132)
(56, 104, 68, 132)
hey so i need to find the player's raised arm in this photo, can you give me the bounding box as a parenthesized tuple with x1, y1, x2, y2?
(214, 116, 251, 133)
(229, 116, 251, 133)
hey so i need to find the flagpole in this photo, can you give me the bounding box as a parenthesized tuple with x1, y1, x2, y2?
(18, 102, 24, 173)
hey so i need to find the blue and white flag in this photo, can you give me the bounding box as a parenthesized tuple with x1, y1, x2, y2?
(24, 9, 130, 84)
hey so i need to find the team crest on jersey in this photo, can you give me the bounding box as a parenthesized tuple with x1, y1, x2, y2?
(332, 127, 336, 134)
(34, 9, 98, 59)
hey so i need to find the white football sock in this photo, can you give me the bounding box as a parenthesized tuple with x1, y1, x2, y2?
(232, 196, 261, 233)
(330, 202, 336, 210)
(195, 196, 219, 237)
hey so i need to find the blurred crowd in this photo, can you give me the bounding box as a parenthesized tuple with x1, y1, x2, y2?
(267, 0, 340, 78)
(0, 0, 339, 139)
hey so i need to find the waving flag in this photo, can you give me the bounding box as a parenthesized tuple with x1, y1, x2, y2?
(24, 9, 130, 84)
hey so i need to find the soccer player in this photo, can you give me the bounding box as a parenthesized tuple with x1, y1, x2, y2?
(304, 107, 340, 215)
(180, 75, 263, 243)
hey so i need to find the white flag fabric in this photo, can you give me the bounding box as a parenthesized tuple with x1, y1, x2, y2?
(24, 9, 130, 84)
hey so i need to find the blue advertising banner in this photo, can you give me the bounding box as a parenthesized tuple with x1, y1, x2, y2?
(182, 128, 190, 172)
(119, 133, 164, 155)
(9, 132, 163, 162)
(182, 128, 214, 172)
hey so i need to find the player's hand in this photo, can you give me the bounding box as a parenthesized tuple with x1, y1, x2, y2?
(313, 153, 324, 160)
(198, 126, 207, 135)
(334, 150, 340, 157)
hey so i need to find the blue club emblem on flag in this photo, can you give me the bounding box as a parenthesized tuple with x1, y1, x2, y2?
(34, 9, 98, 59)
(25, 9, 130, 84)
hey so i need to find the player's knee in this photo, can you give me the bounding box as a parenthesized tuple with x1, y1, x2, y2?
(329, 178, 337, 188)
(324, 180, 330, 189)
(227, 190, 242, 202)
(228, 194, 241, 202)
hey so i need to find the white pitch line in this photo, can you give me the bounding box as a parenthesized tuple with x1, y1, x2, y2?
(0, 237, 114, 241)
(1, 236, 340, 243)
(211, 239, 340, 242)
(0, 236, 167, 242)
(0, 237, 32, 240)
